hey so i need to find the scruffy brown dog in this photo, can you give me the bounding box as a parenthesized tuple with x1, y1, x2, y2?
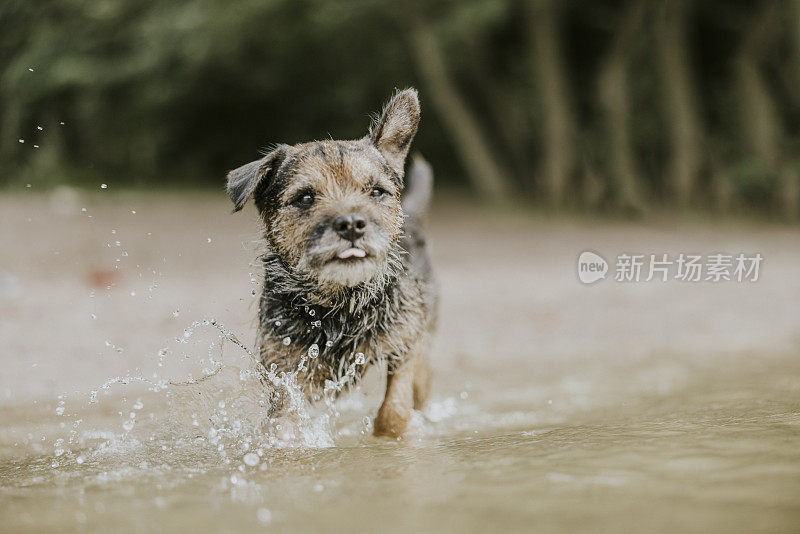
(226, 89, 436, 437)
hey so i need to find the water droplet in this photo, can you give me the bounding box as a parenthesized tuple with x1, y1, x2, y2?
(207, 237, 212, 244)
(100, 184, 108, 189)
(308, 344, 319, 359)
(355, 353, 365, 365)
(55, 406, 65, 416)
(275, 320, 281, 326)
(172, 310, 180, 318)
(131, 210, 136, 214)
(18, 139, 24, 144)
(282, 336, 291, 346)
(90, 314, 97, 320)
(36, 126, 43, 131)
(257, 508, 272, 524)
(129, 291, 136, 297)
(309, 309, 315, 316)
(326, 340, 333, 347)
(243, 452, 260, 466)
(28, 67, 34, 72)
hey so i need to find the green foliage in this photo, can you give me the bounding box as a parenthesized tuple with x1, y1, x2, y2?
(1, 0, 798, 217)
(0, 0, 418, 186)
(727, 156, 778, 208)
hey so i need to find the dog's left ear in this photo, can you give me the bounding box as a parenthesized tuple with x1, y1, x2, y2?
(369, 88, 420, 176)
(226, 147, 286, 212)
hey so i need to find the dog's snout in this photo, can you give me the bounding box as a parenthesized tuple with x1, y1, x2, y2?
(333, 214, 367, 241)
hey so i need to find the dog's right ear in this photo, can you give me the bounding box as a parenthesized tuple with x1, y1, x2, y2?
(226, 147, 285, 212)
(228, 147, 285, 212)
(228, 146, 286, 212)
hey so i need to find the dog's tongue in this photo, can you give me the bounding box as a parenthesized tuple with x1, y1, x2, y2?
(337, 247, 366, 259)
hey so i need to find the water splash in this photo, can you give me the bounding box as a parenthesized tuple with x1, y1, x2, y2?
(48, 319, 342, 477)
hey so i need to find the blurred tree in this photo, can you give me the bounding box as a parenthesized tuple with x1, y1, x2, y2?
(408, 3, 512, 203)
(597, 0, 647, 214)
(656, 0, 702, 209)
(529, 0, 575, 207)
(735, 0, 798, 219)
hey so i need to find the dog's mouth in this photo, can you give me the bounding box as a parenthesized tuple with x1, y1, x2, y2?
(311, 242, 385, 286)
(334, 247, 368, 261)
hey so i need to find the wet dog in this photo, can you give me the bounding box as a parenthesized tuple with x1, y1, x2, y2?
(226, 89, 436, 437)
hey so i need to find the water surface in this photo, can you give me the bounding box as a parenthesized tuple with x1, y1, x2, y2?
(1, 194, 798, 532)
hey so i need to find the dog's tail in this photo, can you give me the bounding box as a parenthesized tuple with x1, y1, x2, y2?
(402, 153, 433, 220)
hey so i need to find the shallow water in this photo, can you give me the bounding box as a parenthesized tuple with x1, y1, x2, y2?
(1, 194, 799, 532)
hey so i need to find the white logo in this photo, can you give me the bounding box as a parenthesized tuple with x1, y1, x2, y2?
(578, 251, 608, 284)
(577, 251, 762, 284)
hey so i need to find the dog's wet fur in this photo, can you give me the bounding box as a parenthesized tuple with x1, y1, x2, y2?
(226, 89, 436, 437)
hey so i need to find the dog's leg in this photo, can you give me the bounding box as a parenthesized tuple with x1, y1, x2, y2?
(374, 355, 417, 437)
(412, 353, 430, 410)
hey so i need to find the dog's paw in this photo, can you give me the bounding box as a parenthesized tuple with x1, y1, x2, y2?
(373, 407, 411, 438)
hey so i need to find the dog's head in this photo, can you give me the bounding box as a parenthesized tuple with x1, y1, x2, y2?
(227, 89, 420, 287)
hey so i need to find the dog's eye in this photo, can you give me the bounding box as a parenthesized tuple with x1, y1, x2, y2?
(291, 192, 315, 207)
(370, 187, 388, 198)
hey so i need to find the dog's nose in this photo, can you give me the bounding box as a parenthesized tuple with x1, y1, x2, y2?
(333, 214, 367, 241)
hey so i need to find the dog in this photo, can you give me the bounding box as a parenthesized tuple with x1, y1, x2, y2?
(226, 89, 436, 437)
